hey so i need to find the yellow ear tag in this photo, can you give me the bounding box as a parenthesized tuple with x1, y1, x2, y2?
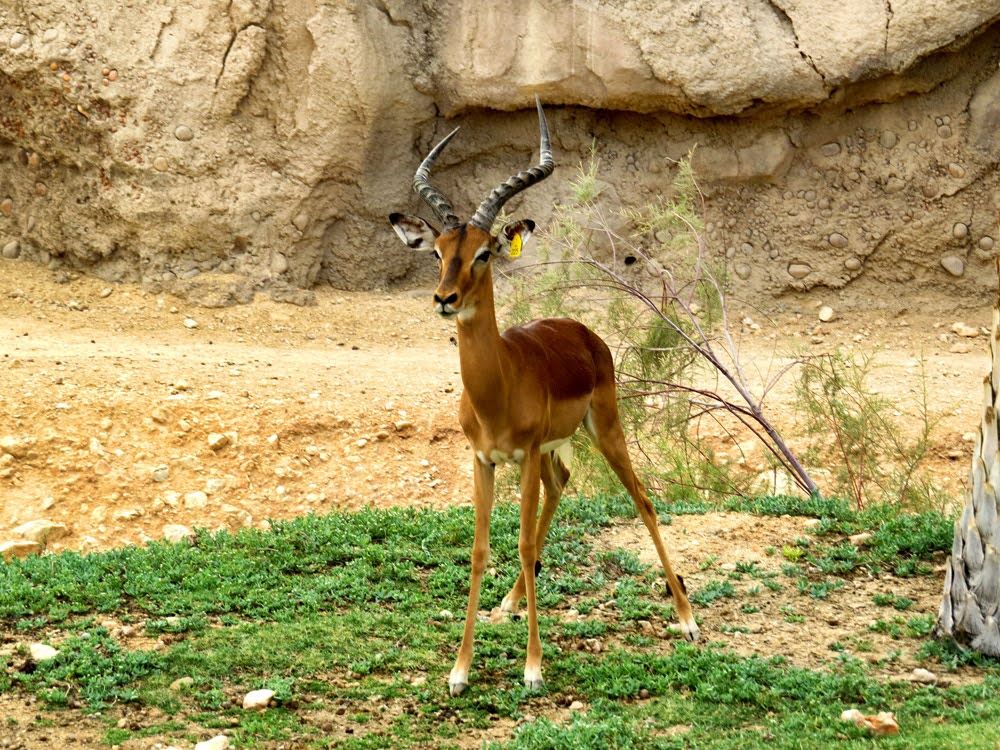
(509, 234, 522, 258)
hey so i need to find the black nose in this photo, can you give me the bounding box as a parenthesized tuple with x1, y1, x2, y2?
(434, 292, 459, 306)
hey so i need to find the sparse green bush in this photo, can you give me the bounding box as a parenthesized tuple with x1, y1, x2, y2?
(497, 153, 816, 503)
(794, 351, 947, 510)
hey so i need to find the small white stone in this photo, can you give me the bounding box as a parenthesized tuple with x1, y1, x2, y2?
(1, 435, 34, 459)
(195, 736, 231, 750)
(30, 644, 60, 661)
(208, 433, 231, 451)
(951, 322, 979, 338)
(183, 491, 209, 509)
(569, 700, 585, 711)
(170, 676, 195, 690)
(818, 305, 836, 323)
(911, 667, 937, 684)
(848, 532, 872, 547)
(242, 688, 276, 709)
(183, 318, 198, 329)
(13, 519, 69, 544)
(163, 524, 195, 544)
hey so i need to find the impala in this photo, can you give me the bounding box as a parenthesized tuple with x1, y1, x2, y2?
(389, 97, 699, 696)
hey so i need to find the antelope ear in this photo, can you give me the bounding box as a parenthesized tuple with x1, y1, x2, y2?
(389, 213, 439, 251)
(498, 219, 535, 258)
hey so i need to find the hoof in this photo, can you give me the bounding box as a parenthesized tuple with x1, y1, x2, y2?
(524, 666, 544, 693)
(524, 678, 545, 693)
(499, 595, 518, 614)
(449, 667, 469, 697)
(682, 621, 700, 642)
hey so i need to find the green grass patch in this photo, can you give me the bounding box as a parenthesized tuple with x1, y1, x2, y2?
(0, 495, 995, 749)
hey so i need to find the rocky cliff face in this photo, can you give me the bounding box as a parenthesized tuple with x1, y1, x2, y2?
(1, 1, 999, 309)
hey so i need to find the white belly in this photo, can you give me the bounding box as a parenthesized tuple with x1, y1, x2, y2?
(475, 438, 570, 467)
(477, 449, 525, 466)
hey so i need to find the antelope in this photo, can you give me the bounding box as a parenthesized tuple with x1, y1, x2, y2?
(389, 97, 699, 696)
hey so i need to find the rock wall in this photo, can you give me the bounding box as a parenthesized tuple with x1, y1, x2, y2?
(1, 1, 999, 309)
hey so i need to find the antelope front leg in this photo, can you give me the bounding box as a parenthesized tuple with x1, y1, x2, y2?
(518, 450, 544, 691)
(450, 458, 495, 697)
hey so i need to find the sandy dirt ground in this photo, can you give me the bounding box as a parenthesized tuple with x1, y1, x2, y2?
(0, 261, 996, 748)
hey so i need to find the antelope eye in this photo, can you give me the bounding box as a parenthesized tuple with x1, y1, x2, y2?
(475, 250, 492, 264)
(432, 249, 442, 262)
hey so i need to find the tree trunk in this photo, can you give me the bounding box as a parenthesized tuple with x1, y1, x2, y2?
(935, 283, 1000, 655)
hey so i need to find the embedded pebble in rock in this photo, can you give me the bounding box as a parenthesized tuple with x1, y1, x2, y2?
(818, 305, 836, 322)
(152, 464, 170, 482)
(952, 223, 969, 240)
(844, 257, 862, 271)
(884, 176, 905, 193)
(820, 142, 841, 156)
(292, 212, 310, 232)
(195, 737, 231, 750)
(42, 29, 59, 42)
(940, 255, 965, 277)
(980, 236, 995, 251)
(828, 232, 848, 249)
(270, 252, 288, 275)
(938, 124, 953, 138)
(13, 519, 69, 544)
(2, 240, 20, 259)
(0, 540, 43, 561)
(184, 318, 198, 329)
(153, 157, 169, 172)
(29, 644, 60, 662)
(878, 131, 897, 149)
(243, 688, 276, 709)
(948, 162, 966, 178)
(0, 198, 11, 216)
(174, 125, 195, 141)
(787, 263, 812, 280)
(163, 524, 196, 543)
(9, 32, 27, 49)
(734, 262, 752, 280)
